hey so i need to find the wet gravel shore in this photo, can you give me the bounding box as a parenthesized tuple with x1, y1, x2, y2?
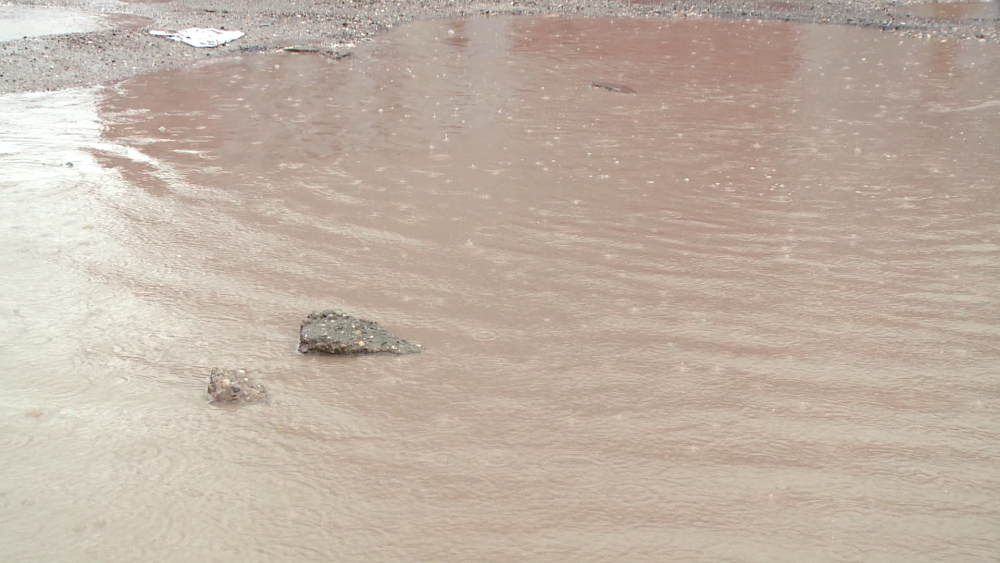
(1, 0, 998, 94)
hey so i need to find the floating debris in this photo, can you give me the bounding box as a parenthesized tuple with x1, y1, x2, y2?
(590, 81, 637, 94)
(149, 27, 244, 48)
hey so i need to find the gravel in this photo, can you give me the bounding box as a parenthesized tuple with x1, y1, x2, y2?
(1, 0, 997, 94)
(207, 367, 268, 403)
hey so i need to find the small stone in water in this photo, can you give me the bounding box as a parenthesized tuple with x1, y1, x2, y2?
(207, 368, 267, 404)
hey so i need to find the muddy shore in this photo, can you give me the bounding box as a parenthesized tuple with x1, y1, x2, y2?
(1, 0, 997, 94)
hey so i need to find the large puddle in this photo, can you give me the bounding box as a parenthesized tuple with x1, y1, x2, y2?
(2, 17, 999, 562)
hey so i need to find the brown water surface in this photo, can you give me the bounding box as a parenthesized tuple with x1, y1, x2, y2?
(1, 17, 999, 562)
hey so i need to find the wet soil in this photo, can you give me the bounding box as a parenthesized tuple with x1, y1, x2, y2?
(1, 0, 999, 94)
(904, 0, 1000, 20)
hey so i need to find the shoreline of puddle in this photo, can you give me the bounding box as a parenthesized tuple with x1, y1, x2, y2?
(2, 0, 1000, 94)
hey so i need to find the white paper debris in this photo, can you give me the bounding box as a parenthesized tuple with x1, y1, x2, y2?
(149, 27, 245, 48)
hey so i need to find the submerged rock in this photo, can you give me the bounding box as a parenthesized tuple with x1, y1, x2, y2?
(207, 368, 267, 404)
(298, 310, 422, 355)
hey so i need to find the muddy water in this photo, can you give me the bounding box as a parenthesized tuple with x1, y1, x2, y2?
(2, 17, 1000, 562)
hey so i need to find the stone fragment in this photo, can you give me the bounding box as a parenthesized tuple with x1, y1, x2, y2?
(298, 310, 422, 355)
(207, 367, 267, 404)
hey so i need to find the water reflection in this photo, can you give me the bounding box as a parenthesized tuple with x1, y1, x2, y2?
(1, 17, 999, 562)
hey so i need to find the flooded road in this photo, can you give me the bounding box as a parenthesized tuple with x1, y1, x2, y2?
(2, 17, 999, 562)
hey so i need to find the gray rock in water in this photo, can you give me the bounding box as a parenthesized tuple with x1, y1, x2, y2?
(207, 368, 268, 404)
(298, 310, 422, 355)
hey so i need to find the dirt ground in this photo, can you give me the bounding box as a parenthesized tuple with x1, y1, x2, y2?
(0, 0, 997, 94)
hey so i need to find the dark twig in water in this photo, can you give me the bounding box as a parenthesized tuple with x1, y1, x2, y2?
(590, 81, 636, 94)
(283, 46, 353, 59)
